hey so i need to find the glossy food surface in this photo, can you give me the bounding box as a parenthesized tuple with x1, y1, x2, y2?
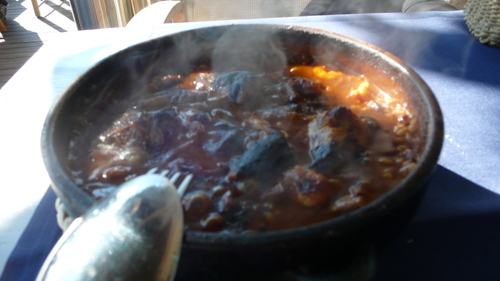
(68, 63, 422, 234)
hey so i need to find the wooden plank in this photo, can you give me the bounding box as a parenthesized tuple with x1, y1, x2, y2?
(1, 22, 75, 35)
(0, 77, 14, 85)
(0, 49, 43, 59)
(0, 75, 15, 82)
(0, 41, 43, 50)
(0, 0, 77, 90)
(2, 27, 70, 35)
(0, 66, 27, 72)
(0, 49, 40, 61)
(0, 69, 21, 77)
(0, 67, 26, 74)
(1, 33, 45, 43)
(1, 32, 65, 43)
(0, 48, 42, 57)
(0, 45, 43, 53)
(0, 55, 27, 66)
(6, 24, 76, 35)
(13, 13, 75, 24)
(0, 56, 32, 68)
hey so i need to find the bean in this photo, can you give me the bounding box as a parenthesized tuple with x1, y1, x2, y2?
(211, 185, 227, 197)
(330, 195, 366, 214)
(348, 180, 374, 197)
(393, 123, 408, 136)
(400, 161, 416, 175)
(200, 213, 224, 232)
(183, 192, 212, 216)
(408, 119, 418, 133)
(397, 145, 410, 152)
(382, 168, 394, 180)
(378, 157, 394, 166)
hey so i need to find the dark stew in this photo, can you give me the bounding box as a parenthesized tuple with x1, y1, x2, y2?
(68, 64, 421, 233)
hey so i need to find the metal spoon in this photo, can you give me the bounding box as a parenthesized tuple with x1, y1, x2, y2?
(36, 171, 192, 281)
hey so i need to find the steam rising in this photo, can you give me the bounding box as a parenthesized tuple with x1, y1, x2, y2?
(212, 27, 287, 74)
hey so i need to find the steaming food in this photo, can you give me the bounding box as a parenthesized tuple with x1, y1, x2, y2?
(68, 64, 422, 233)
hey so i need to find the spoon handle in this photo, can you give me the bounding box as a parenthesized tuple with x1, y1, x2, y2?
(37, 174, 184, 281)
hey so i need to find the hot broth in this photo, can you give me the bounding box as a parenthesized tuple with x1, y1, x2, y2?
(68, 64, 422, 233)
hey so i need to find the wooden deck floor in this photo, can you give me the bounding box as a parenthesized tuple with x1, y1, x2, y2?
(0, 0, 77, 89)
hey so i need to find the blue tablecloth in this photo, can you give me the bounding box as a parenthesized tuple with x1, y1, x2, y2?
(2, 10, 500, 281)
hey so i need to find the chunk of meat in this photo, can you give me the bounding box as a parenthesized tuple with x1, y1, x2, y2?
(139, 88, 209, 112)
(228, 132, 294, 184)
(271, 76, 328, 115)
(241, 115, 276, 148)
(180, 71, 215, 91)
(88, 146, 147, 182)
(203, 129, 245, 159)
(330, 180, 376, 214)
(142, 111, 184, 151)
(147, 74, 183, 92)
(212, 71, 286, 111)
(251, 106, 313, 162)
(88, 110, 181, 182)
(280, 166, 337, 208)
(308, 106, 371, 176)
(162, 143, 229, 178)
(178, 108, 211, 126)
(178, 108, 210, 140)
(287, 76, 323, 99)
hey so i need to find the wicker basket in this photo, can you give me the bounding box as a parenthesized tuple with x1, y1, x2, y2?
(464, 0, 500, 47)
